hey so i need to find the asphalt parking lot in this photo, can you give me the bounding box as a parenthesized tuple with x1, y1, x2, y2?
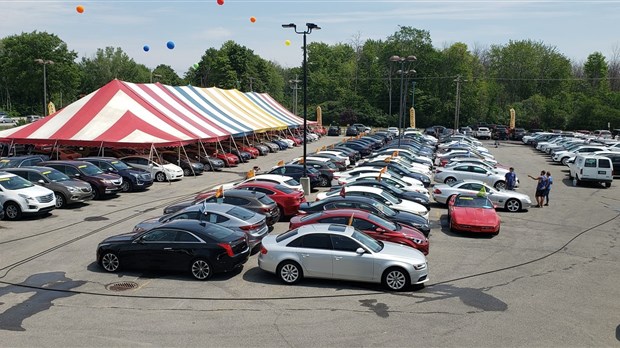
(0, 137, 619, 346)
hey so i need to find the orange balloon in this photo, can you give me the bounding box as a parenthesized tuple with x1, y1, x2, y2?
(250, 17, 256, 23)
(76, 5, 84, 13)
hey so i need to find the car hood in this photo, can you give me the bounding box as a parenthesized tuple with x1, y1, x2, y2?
(16, 184, 55, 196)
(163, 200, 194, 214)
(134, 217, 164, 232)
(391, 199, 428, 215)
(100, 232, 137, 244)
(58, 179, 92, 189)
(375, 241, 426, 263)
(452, 207, 499, 225)
(163, 163, 183, 172)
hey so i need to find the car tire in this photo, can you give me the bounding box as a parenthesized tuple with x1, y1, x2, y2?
(190, 259, 212, 280)
(204, 162, 213, 171)
(505, 198, 521, 212)
(444, 177, 457, 185)
(4, 202, 22, 221)
(494, 181, 506, 190)
(120, 180, 133, 193)
(54, 192, 66, 208)
(319, 175, 329, 187)
(382, 267, 410, 291)
(604, 182, 611, 188)
(100, 252, 120, 272)
(90, 184, 101, 200)
(277, 261, 303, 284)
(277, 205, 285, 222)
(155, 171, 167, 182)
(183, 168, 192, 176)
(561, 157, 569, 166)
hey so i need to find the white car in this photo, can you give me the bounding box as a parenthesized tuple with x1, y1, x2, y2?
(336, 171, 429, 196)
(337, 167, 424, 187)
(432, 180, 531, 212)
(377, 148, 434, 167)
(315, 151, 351, 167)
(474, 127, 491, 140)
(434, 164, 509, 190)
(316, 186, 429, 219)
(360, 155, 433, 177)
(0, 172, 56, 220)
(552, 146, 609, 165)
(121, 156, 184, 182)
(387, 127, 400, 136)
(211, 174, 302, 192)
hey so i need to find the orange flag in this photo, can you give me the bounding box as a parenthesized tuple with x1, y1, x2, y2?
(392, 150, 399, 157)
(321, 145, 326, 151)
(246, 169, 255, 179)
(384, 157, 391, 163)
(348, 213, 354, 226)
(376, 173, 382, 182)
(298, 157, 305, 164)
(277, 160, 284, 166)
(380, 166, 388, 174)
(215, 185, 224, 198)
(329, 144, 335, 149)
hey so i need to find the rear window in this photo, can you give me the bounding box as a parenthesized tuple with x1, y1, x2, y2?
(299, 212, 321, 222)
(275, 184, 295, 194)
(276, 229, 298, 242)
(599, 159, 611, 168)
(227, 206, 255, 220)
(257, 194, 275, 205)
(205, 224, 237, 240)
(584, 159, 597, 167)
(285, 178, 299, 186)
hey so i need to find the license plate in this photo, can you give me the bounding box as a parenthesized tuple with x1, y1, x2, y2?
(598, 171, 606, 174)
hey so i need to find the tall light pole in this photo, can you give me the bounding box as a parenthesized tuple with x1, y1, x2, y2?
(389, 55, 416, 146)
(34, 59, 54, 116)
(289, 75, 301, 116)
(282, 22, 321, 195)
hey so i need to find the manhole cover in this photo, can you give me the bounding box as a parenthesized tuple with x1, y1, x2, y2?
(84, 216, 110, 222)
(105, 281, 139, 292)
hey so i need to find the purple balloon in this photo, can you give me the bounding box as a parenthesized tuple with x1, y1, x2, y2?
(143, 45, 150, 52)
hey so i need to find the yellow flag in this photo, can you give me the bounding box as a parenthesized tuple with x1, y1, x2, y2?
(477, 185, 487, 197)
(215, 185, 224, 198)
(376, 173, 382, 182)
(329, 144, 335, 149)
(321, 145, 326, 151)
(277, 160, 284, 166)
(384, 157, 391, 163)
(246, 169, 255, 179)
(392, 151, 399, 157)
(380, 166, 388, 174)
(348, 213, 354, 226)
(298, 157, 304, 164)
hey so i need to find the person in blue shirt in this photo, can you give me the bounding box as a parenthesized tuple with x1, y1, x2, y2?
(505, 167, 516, 190)
(528, 170, 548, 208)
(544, 171, 553, 206)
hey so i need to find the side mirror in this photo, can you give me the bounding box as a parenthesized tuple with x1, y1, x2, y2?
(74, 173, 80, 177)
(355, 247, 365, 255)
(134, 236, 144, 244)
(38, 179, 45, 184)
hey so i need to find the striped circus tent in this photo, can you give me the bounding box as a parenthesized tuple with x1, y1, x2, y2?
(246, 92, 317, 127)
(245, 92, 305, 127)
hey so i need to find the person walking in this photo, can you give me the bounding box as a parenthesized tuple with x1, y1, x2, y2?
(528, 170, 548, 208)
(544, 171, 553, 206)
(505, 167, 516, 190)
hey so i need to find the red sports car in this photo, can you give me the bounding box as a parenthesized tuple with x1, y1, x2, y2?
(234, 181, 306, 218)
(210, 150, 239, 167)
(448, 194, 500, 234)
(288, 209, 429, 255)
(236, 144, 259, 159)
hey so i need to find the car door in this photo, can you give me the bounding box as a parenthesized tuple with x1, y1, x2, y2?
(469, 165, 490, 182)
(139, 228, 181, 270)
(284, 166, 303, 181)
(293, 233, 333, 278)
(167, 231, 202, 272)
(330, 234, 374, 282)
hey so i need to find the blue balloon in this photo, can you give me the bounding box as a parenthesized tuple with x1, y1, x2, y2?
(143, 45, 150, 52)
(166, 41, 175, 50)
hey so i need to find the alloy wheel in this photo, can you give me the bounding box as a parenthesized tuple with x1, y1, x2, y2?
(55, 193, 65, 208)
(279, 263, 300, 283)
(191, 259, 211, 280)
(505, 198, 521, 212)
(385, 269, 407, 291)
(101, 253, 120, 272)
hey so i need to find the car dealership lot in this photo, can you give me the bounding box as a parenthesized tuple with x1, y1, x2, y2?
(1, 138, 619, 346)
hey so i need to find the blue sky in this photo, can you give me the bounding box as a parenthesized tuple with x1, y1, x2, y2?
(1, 0, 619, 76)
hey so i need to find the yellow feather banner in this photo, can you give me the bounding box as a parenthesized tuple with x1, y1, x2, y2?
(215, 185, 224, 198)
(246, 169, 255, 179)
(380, 166, 388, 174)
(348, 213, 354, 226)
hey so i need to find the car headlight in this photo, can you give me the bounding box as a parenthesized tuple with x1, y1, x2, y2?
(100, 179, 112, 184)
(408, 236, 425, 244)
(413, 263, 427, 270)
(18, 193, 35, 202)
(131, 172, 140, 178)
(133, 226, 145, 233)
(67, 186, 78, 192)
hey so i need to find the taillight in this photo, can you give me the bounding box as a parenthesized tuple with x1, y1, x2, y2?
(433, 188, 442, 194)
(260, 246, 268, 255)
(240, 223, 262, 231)
(218, 243, 234, 257)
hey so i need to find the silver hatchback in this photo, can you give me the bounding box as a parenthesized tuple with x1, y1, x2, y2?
(258, 224, 428, 291)
(134, 203, 269, 249)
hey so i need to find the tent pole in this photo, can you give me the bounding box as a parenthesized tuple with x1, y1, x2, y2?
(180, 143, 196, 178)
(52, 140, 59, 160)
(199, 140, 213, 172)
(151, 144, 171, 184)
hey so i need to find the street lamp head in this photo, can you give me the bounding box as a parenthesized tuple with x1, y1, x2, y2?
(389, 55, 402, 62)
(282, 23, 296, 28)
(306, 23, 320, 30)
(406, 55, 417, 61)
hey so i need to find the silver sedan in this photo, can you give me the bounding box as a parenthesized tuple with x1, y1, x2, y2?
(134, 203, 269, 249)
(432, 180, 532, 212)
(258, 224, 429, 291)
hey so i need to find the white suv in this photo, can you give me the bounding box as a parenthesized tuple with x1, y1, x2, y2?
(475, 127, 491, 140)
(0, 172, 56, 220)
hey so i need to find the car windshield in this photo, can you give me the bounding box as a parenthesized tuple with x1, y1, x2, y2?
(454, 196, 493, 208)
(78, 163, 104, 175)
(227, 206, 255, 220)
(351, 230, 382, 252)
(0, 175, 34, 190)
(285, 178, 300, 186)
(0, 159, 21, 169)
(275, 184, 295, 194)
(367, 214, 397, 230)
(371, 200, 396, 217)
(378, 190, 399, 204)
(41, 169, 71, 182)
(110, 160, 131, 170)
(205, 224, 238, 240)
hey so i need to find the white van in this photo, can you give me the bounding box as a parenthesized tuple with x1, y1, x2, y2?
(568, 154, 613, 188)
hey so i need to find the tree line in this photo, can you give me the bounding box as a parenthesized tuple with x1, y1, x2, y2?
(1, 27, 619, 131)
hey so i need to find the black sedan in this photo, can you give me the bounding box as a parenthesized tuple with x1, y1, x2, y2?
(297, 196, 431, 237)
(96, 220, 250, 280)
(327, 125, 341, 136)
(329, 179, 430, 210)
(268, 164, 322, 188)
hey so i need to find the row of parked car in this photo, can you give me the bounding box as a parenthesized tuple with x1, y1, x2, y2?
(524, 132, 619, 187)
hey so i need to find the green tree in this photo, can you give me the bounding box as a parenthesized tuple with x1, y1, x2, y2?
(0, 31, 80, 115)
(152, 64, 184, 86)
(79, 47, 149, 94)
(583, 52, 609, 91)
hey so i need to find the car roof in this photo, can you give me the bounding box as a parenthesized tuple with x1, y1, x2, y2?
(0, 155, 46, 160)
(295, 223, 355, 236)
(182, 202, 240, 214)
(310, 209, 369, 217)
(40, 160, 92, 165)
(252, 174, 295, 182)
(0, 171, 17, 178)
(236, 181, 280, 189)
(4, 165, 58, 173)
(80, 157, 119, 161)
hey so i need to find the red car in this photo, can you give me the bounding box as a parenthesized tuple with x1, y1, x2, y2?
(448, 194, 500, 234)
(286, 135, 302, 146)
(236, 144, 259, 159)
(288, 209, 429, 255)
(209, 150, 239, 167)
(234, 181, 306, 218)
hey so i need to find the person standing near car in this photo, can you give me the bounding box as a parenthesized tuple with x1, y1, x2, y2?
(544, 171, 553, 206)
(505, 167, 516, 190)
(528, 170, 548, 208)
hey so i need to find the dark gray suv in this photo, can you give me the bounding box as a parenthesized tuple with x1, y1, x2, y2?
(5, 166, 94, 208)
